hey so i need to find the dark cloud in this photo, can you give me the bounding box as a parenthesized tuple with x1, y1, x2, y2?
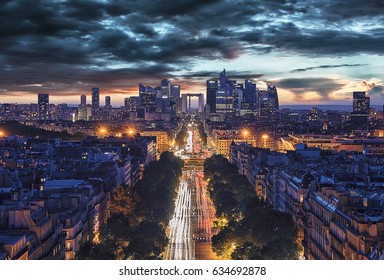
(363, 81, 384, 97)
(291, 64, 368, 73)
(181, 71, 264, 80)
(131, 25, 158, 38)
(0, 0, 383, 102)
(272, 78, 346, 99)
(369, 85, 384, 96)
(315, 0, 384, 21)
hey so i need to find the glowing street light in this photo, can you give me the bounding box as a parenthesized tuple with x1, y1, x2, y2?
(262, 134, 268, 148)
(242, 129, 250, 138)
(0, 131, 4, 137)
(98, 127, 107, 137)
(127, 128, 136, 136)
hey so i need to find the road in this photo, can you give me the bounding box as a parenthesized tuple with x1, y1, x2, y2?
(194, 172, 214, 242)
(167, 122, 217, 260)
(166, 179, 194, 260)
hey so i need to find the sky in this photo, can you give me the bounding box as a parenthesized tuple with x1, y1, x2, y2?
(1, 0, 384, 106)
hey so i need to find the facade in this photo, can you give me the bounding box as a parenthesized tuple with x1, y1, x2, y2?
(38, 94, 49, 121)
(91, 88, 100, 118)
(206, 80, 218, 113)
(105, 96, 111, 109)
(80, 94, 86, 107)
(244, 79, 257, 111)
(129, 96, 140, 112)
(258, 86, 279, 122)
(351, 91, 370, 124)
(229, 140, 384, 260)
(77, 94, 88, 121)
(181, 94, 204, 114)
(1, 205, 64, 260)
(212, 129, 256, 157)
(140, 130, 170, 156)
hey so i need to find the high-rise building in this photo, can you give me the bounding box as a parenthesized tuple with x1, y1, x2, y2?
(161, 79, 171, 98)
(171, 85, 181, 114)
(198, 94, 204, 113)
(219, 69, 228, 87)
(351, 91, 370, 124)
(171, 85, 180, 99)
(258, 85, 279, 122)
(215, 69, 235, 115)
(216, 89, 234, 114)
(181, 94, 188, 113)
(80, 94, 86, 107)
(124, 98, 130, 112)
(139, 84, 156, 113)
(206, 80, 218, 113)
(77, 106, 87, 121)
(267, 85, 279, 111)
(91, 88, 100, 117)
(244, 79, 257, 111)
(38, 93, 49, 120)
(129, 96, 140, 112)
(105, 96, 111, 108)
(86, 105, 92, 120)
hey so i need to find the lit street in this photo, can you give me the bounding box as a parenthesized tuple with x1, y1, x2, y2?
(167, 122, 216, 260)
(166, 179, 194, 260)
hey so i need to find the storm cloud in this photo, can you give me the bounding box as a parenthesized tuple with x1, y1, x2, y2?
(0, 0, 383, 103)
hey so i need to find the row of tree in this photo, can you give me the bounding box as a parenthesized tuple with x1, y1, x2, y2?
(174, 125, 187, 147)
(196, 122, 207, 145)
(204, 155, 299, 260)
(77, 151, 183, 260)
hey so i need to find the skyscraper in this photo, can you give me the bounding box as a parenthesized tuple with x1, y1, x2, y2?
(139, 84, 156, 113)
(216, 69, 235, 115)
(91, 88, 100, 117)
(267, 85, 279, 111)
(105, 96, 111, 108)
(351, 91, 370, 124)
(80, 94, 86, 107)
(206, 80, 218, 113)
(161, 79, 171, 98)
(216, 88, 234, 114)
(198, 94, 205, 113)
(219, 69, 228, 87)
(258, 85, 279, 122)
(124, 98, 130, 112)
(78, 94, 87, 121)
(244, 79, 257, 110)
(171, 85, 180, 99)
(129, 96, 140, 112)
(38, 93, 49, 120)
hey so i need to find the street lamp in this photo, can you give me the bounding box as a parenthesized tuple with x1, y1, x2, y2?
(242, 129, 249, 138)
(262, 134, 268, 148)
(127, 128, 136, 136)
(98, 127, 107, 137)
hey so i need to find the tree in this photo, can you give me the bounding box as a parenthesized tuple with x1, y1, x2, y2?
(76, 241, 115, 260)
(110, 186, 135, 216)
(231, 242, 265, 260)
(205, 154, 300, 260)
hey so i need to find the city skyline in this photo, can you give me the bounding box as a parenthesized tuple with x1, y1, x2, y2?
(1, 0, 384, 105)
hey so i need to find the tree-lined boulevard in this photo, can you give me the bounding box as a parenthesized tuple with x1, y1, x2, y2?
(78, 120, 298, 260)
